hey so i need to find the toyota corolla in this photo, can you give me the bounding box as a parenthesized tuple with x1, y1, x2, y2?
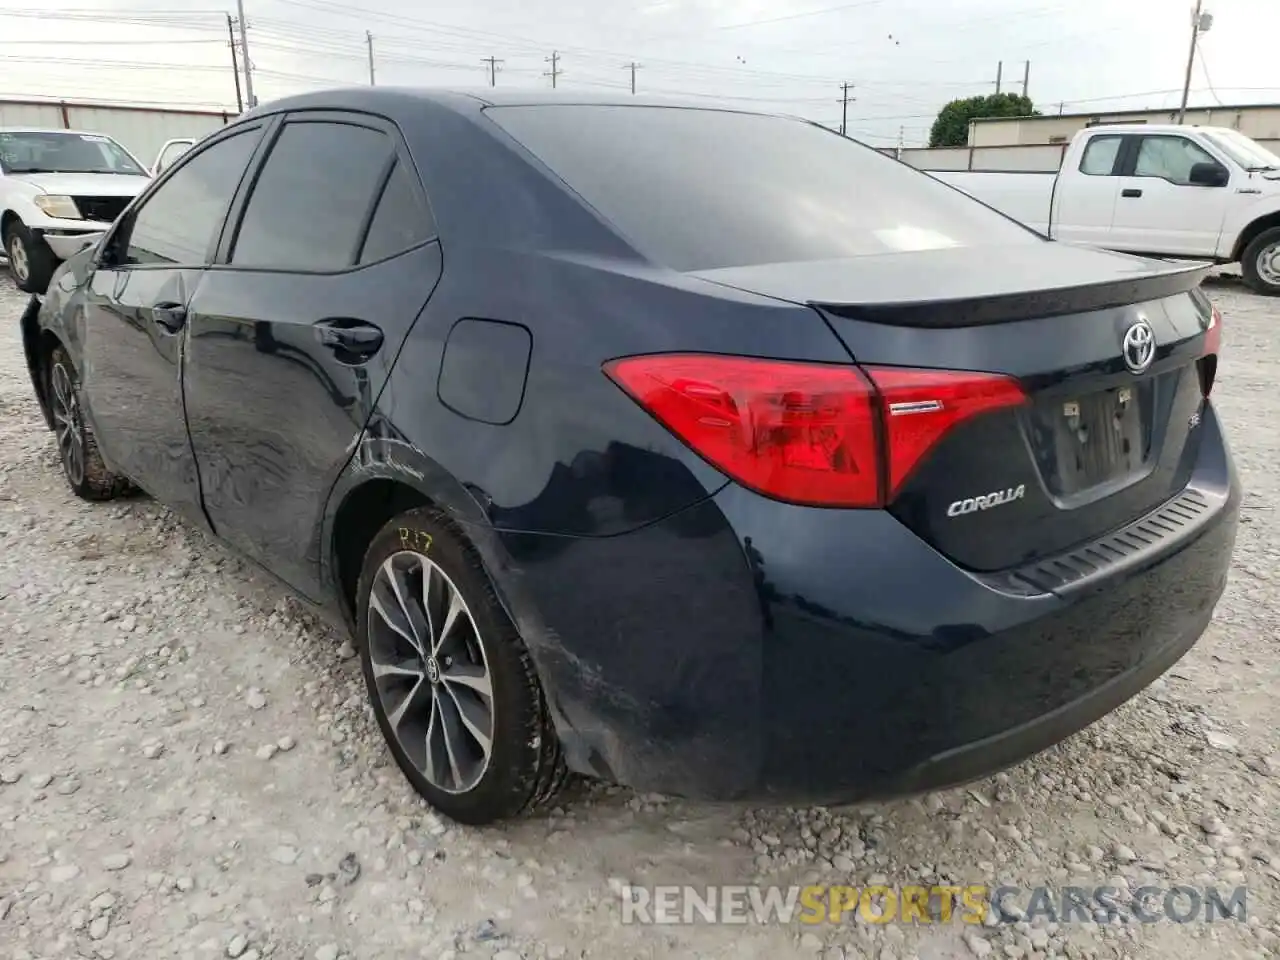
(19, 89, 1239, 825)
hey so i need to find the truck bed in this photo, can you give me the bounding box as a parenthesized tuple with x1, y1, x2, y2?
(929, 170, 1057, 236)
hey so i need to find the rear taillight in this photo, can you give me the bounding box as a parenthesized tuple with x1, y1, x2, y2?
(863, 366, 1028, 501)
(604, 354, 1026, 508)
(1198, 304, 1221, 397)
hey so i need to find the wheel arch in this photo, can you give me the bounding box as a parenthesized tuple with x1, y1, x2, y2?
(20, 304, 60, 431)
(1231, 210, 1280, 261)
(322, 438, 510, 630)
(1, 208, 20, 242)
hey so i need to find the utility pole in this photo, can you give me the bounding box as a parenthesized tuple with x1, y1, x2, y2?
(623, 61, 642, 94)
(235, 0, 255, 108)
(481, 56, 504, 87)
(544, 51, 562, 89)
(995, 60, 1003, 94)
(1021, 60, 1030, 99)
(838, 81, 855, 136)
(1178, 0, 1212, 124)
(366, 31, 375, 85)
(226, 14, 244, 113)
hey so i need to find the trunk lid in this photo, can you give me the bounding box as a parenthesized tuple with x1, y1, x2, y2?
(692, 245, 1216, 572)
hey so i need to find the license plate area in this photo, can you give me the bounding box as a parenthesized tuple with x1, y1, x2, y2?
(1028, 381, 1154, 499)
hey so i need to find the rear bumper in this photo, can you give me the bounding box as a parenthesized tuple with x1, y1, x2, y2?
(495, 403, 1239, 803)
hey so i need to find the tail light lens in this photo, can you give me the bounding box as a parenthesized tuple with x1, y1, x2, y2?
(863, 366, 1028, 501)
(604, 354, 1025, 508)
(1198, 303, 1221, 397)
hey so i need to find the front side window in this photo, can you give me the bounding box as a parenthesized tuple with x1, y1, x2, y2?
(156, 141, 193, 172)
(1079, 135, 1122, 176)
(1133, 136, 1218, 185)
(0, 130, 146, 176)
(231, 121, 393, 271)
(125, 128, 261, 266)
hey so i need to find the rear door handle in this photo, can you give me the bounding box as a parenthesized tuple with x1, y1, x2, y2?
(1121, 188, 1143, 198)
(153, 301, 187, 333)
(314, 318, 384, 362)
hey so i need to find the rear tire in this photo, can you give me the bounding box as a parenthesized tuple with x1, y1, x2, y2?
(5, 220, 57, 295)
(47, 346, 133, 501)
(1241, 227, 1280, 296)
(355, 507, 566, 825)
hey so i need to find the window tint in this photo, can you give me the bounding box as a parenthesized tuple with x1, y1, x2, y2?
(1079, 135, 1122, 176)
(1134, 136, 1217, 185)
(232, 121, 392, 270)
(126, 129, 260, 266)
(358, 160, 435, 264)
(487, 105, 1036, 273)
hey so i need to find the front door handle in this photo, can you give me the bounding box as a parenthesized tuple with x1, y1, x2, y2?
(1121, 188, 1143, 198)
(314, 318, 384, 362)
(153, 301, 187, 333)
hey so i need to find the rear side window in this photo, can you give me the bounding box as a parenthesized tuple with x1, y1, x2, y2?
(486, 105, 1037, 273)
(1079, 135, 1122, 176)
(231, 120, 392, 271)
(126, 128, 261, 266)
(358, 159, 435, 264)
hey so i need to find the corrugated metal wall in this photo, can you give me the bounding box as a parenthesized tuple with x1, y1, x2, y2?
(0, 99, 232, 168)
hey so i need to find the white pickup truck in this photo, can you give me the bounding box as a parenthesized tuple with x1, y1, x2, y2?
(932, 123, 1280, 295)
(1, 127, 152, 294)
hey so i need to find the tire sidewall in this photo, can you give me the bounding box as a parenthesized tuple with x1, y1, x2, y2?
(1242, 227, 1280, 296)
(47, 348, 92, 497)
(355, 508, 546, 825)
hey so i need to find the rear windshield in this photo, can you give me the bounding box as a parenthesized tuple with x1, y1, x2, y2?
(486, 104, 1039, 272)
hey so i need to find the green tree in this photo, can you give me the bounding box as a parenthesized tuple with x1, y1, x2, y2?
(929, 93, 1038, 148)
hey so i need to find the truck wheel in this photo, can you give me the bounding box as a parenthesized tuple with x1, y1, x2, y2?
(4, 220, 57, 294)
(355, 507, 567, 825)
(1241, 227, 1280, 297)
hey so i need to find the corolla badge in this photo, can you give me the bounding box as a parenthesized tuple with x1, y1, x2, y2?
(947, 484, 1026, 517)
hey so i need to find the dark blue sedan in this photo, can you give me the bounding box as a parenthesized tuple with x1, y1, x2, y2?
(19, 88, 1238, 824)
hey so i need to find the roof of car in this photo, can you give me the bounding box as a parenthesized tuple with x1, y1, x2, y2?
(238, 85, 770, 121)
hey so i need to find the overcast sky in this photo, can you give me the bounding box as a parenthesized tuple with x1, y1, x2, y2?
(2, 0, 1277, 145)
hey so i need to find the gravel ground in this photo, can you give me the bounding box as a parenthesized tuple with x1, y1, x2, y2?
(0, 268, 1277, 960)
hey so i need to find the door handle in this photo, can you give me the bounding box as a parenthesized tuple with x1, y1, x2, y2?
(152, 301, 187, 333)
(314, 318, 384, 362)
(1121, 188, 1143, 198)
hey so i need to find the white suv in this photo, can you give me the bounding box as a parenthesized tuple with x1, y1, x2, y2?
(1, 127, 152, 293)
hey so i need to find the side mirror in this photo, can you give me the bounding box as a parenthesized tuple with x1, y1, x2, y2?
(1189, 161, 1229, 187)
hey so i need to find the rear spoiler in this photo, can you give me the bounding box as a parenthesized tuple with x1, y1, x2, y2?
(815, 260, 1211, 328)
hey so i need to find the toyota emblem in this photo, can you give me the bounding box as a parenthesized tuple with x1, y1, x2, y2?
(1122, 317, 1156, 375)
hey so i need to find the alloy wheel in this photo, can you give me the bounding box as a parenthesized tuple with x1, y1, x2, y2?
(1257, 240, 1280, 288)
(8, 234, 29, 284)
(367, 551, 494, 794)
(50, 362, 85, 487)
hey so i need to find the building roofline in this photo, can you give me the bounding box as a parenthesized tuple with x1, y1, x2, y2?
(0, 95, 235, 119)
(972, 102, 1280, 125)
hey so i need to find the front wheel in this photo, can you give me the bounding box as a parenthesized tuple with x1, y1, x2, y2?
(355, 508, 566, 824)
(1241, 227, 1280, 296)
(4, 220, 57, 294)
